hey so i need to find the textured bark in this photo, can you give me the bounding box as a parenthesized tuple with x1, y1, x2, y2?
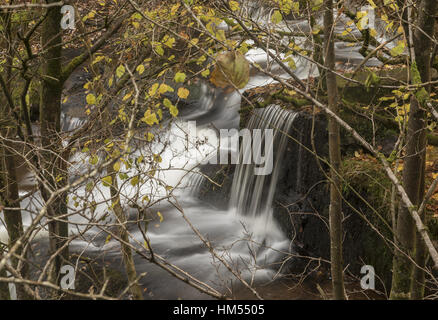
(40, 0, 69, 284)
(0, 10, 30, 299)
(390, 0, 437, 300)
(390, 97, 425, 299)
(324, 0, 345, 300)
(410, 0, 437, 299)
(411, 134, 427, 300)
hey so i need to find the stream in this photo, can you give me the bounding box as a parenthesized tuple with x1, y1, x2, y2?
(0, 4, 398, 299)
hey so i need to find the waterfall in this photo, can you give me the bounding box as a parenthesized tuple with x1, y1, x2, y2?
(229, 105, 298, 222)
(61, 113, 87, 132)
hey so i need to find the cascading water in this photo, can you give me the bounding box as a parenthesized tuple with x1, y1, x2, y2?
(0, 1, 400, 298)
(227, 105, 298, 245)
(230, 105, 297, 218)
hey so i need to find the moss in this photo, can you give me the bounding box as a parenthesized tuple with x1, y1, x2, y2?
(343, 156, 392, 217)
(411, 61, 429, 104)
(342, 156, 394, 286)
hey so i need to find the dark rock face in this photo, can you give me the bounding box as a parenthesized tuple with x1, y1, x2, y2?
(198, 107, 393, 288)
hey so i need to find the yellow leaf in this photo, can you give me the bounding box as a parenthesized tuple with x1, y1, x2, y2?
(159, 83, 171, 94)
(169, 105, 178, 117)
(136, 64, 145, 75)
(146, 132, 154, 142)
(174, 72, 186, 83)
(229, 0, 239, 11)
(116, 65, 125, 78)
(141, 109, 159, 126)
(122, 92, 132, 101)
(86, 94, 96, 105)
(149, 83, 159, 97)
(201, 69, 210, 77)
(170, 3, 180, 15)
(177, 87, 190, 99)
(92, 55, 105, 65)
(157, 211, 164, 223)
(271, 10, 282, 24)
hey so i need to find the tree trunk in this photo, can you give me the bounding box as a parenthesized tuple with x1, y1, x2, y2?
(40, 0, 69, 284)
(107, 165, 144, 300)
(0, 9, 30, 299)
(0, 251, 10, 300)
(324, 0, 346, 300)
(390, 97, 425, 299)
(390, 0, 437, 300)
(410, 0, 437, 299)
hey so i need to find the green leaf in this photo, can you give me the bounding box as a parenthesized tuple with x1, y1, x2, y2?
(89, 154, 99, 165)
(162, 98, 170, 107)
(130, 176, 139, 186)
(174, 72, 186, 83)
(148, 83, 159, 96)
(141, 110, 159, 126)
(116, 65, 125, 78)
(102, 175, 112, 187)
(169, 105, 178, 117)
(136, 64, 145, 75)
(157, 211, 164, 222)
(390, 41, 405, 57)
(271, 10, 283, 24)
(155, 44, 164, 56)
(85, 182, 94, 192)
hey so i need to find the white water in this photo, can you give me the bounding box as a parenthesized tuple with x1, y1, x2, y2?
(0, 6, 402, 298)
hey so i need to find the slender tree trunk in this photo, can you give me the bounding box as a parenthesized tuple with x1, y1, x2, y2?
(40, 0, 69, 284)
(410, 0, 437, 299)
(411, 136, 427, 299)
(324, 0, 345, 300)
(0, 9, 30, 299)
(390, 97, 425, 299)
(390, 0, 437, 300)
(0, 251, 10, 300)
(107, 165, 144, 300)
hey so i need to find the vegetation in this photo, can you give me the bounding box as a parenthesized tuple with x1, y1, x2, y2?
(0, 0, 437, 300)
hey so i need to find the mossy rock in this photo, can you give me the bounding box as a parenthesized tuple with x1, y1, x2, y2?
(342, 156, 394, 287)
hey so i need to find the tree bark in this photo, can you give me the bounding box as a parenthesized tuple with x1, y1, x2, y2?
(324, 0, 346, 300)
(390, 97, 425, 299)
(0, 9, 30, 299)
(40, 0, 69, 284)
(390, 0, 437, 300)
(410, 0, 437, 299)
